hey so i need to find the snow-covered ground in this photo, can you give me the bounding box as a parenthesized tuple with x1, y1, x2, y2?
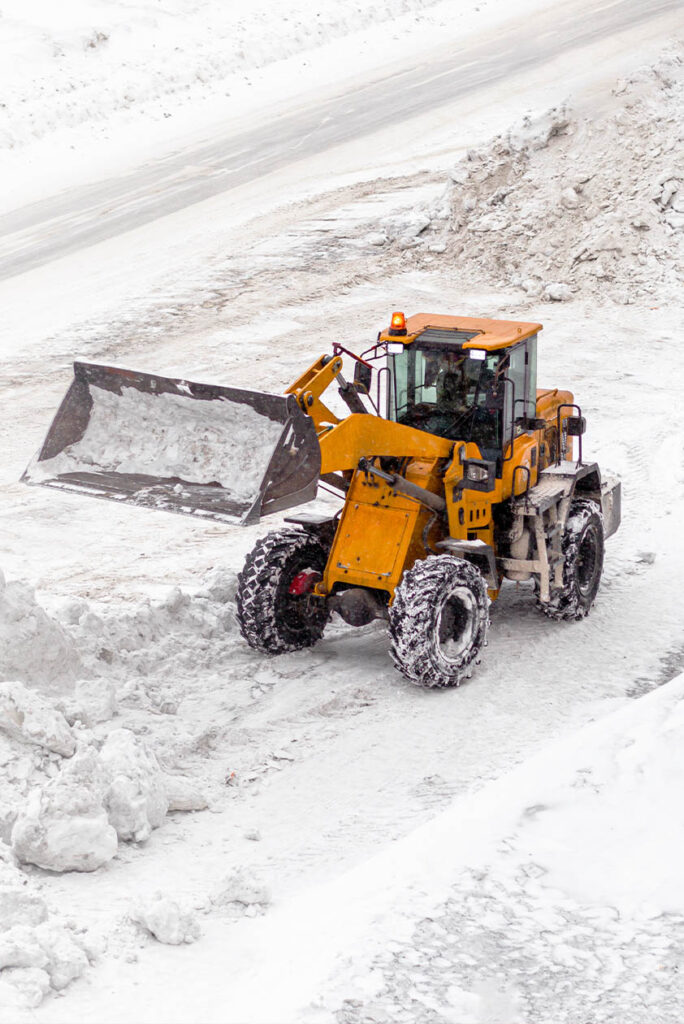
(1, 0, 684, 1020)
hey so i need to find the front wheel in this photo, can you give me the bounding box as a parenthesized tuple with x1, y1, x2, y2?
(539, 499, 604, 620)
(236, 529, 330, 654)
(389, 556, 490, 689)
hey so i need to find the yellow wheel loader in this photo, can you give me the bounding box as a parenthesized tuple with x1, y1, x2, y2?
(25, 311, 620, 688)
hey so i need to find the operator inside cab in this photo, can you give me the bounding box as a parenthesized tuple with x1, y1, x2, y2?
(387, 330, 502, 459)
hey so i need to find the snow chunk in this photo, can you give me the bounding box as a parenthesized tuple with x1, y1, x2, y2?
(0, 576, 81, 691)
(543, 282, 574, 302)
(0, 891, 48, 929)
(214, 869, 272, 917)
(506, 106, 570, 152)
(0, 681, 76, 757)
(469, 212, 510, 233)
(0, 921, 89, 1004)
(0, 967, 51, 1010)
(11, 749, 117, 873)
(0, 927, 48, 971)
(196, 566, 238, 604)
(164, 774, 208, 813)
(560, 186, 579, 209)
(100, 729, 169, 842)
(449, 165, 470, 185)
(58, 678, 117, 728)
(36, 923, 90, 991)
(132, 894, 200, 945)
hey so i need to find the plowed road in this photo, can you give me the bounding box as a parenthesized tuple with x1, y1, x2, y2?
(0, 0, 679, 281)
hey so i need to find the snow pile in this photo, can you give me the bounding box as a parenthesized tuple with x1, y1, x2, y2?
(0, 570, 82, 690)
(0, 564, 214, 881)
(11, 730, 208, 871)
(11, 748, 118, 872)
(383, 47, 684, 304)
(65, 570, 239, 680)
(27, 385, 285, 503)
(132, 894, 201, 946)
(0, 848, 93, 1009)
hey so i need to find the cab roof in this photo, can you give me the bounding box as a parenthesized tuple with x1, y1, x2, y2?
(379, 313, 542, 351)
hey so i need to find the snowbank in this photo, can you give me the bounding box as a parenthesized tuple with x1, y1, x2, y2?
(381, 47, 684, 305)
(0, 566, 221, 1005)
(0, 0, 447, 155)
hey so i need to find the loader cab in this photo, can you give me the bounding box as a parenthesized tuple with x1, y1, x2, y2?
(385, 326, 538, 471)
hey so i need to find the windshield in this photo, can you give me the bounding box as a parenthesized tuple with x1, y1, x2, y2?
(388, 343, 505, 457)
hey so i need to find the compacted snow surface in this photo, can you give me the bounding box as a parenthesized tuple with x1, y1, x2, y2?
(1, 0, 684, 1021)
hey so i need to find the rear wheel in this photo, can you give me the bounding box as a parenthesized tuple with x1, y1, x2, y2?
(539, 499, 604, 620)
(389, 556, 489, 688)
(236, 529, 329, 654)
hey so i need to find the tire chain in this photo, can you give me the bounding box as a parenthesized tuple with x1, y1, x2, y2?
(236, 528, 329, 654)
(389, 556, 490, 688)
(538, 498, 604, 621)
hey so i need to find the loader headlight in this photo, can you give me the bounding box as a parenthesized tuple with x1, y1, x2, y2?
(467, 464, 489, 483)
(461, 458, 496, 492)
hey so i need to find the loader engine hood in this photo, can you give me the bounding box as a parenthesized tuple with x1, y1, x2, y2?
(23, 361, 321, 526)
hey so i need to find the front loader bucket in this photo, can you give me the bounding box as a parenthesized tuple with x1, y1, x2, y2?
(23, 361, 321, 526)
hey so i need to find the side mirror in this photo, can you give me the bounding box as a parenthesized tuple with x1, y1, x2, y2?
(353, 361, 372, 395)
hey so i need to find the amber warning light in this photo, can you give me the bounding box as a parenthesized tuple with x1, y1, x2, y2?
(389, 311, 407, 336)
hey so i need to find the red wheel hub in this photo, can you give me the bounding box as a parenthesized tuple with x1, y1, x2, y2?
(288, 569, 320, 596)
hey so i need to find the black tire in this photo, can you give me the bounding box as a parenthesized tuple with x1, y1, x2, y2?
(388, 556, 490, 689)
(236, 529, 330, 654)
(539, 499, 604, 621)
